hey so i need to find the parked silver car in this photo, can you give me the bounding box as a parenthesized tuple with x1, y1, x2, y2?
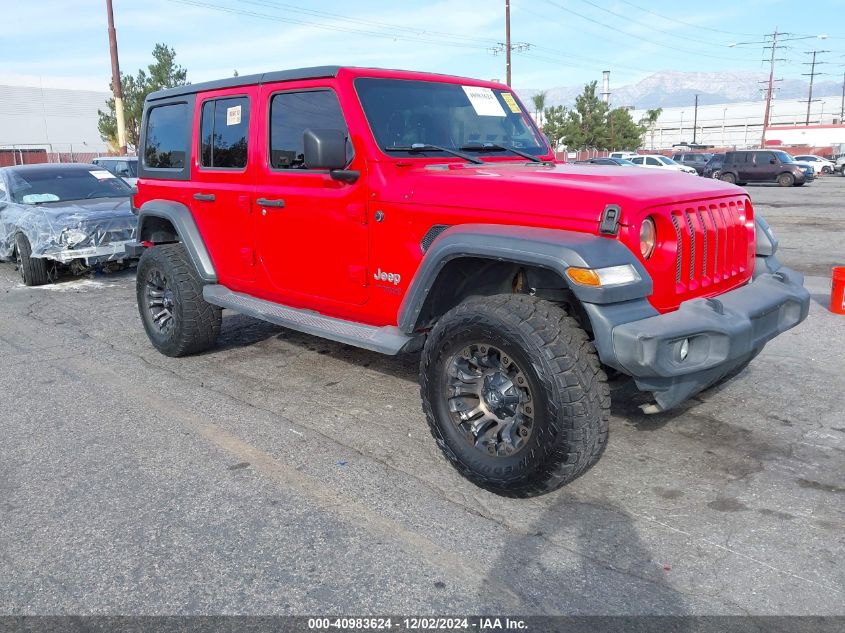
(92, 156, 139, 186)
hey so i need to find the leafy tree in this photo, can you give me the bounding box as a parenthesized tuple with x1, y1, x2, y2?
(98, 44, 189, 150)
(541, 82, 647, 150)
(608, 107, 646, 151)
(530, 91, 547, 126)
(541, 105, 569, 150)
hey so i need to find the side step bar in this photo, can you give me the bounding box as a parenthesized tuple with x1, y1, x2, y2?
(203, 285, 415, 355)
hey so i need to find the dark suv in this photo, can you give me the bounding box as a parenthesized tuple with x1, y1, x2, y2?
(672, 152, 712, 175)
(720, 150, 806, 187)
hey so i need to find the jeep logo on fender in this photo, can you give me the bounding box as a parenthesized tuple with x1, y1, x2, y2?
(373, 268, 401, 285)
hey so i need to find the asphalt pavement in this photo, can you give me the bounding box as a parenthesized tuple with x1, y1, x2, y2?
(0, 176, 843, 616)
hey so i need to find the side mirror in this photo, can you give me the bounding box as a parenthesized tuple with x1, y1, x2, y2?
(303, 128, 348, 170)
(769, 158, 777, 164)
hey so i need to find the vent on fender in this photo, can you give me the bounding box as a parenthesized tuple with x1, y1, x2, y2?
(420, 225, 451, 252)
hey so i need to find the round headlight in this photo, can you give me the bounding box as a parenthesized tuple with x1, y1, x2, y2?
(640, 217, 656, 259)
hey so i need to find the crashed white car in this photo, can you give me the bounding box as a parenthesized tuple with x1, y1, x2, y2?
(0, 163, 138, 286)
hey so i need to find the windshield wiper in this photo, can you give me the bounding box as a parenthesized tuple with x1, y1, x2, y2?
(459, 142, 543, 163)
(384, 144, 484, 165)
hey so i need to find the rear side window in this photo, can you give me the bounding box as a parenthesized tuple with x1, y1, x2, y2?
(144, 103, 189, 169)
(200, 96, 250, 169)
(269, 90, 347, 169)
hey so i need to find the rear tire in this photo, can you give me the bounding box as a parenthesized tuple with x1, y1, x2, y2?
(136, 243, 221, 357)
(420, 294, 610, 497)
(778, 173, 794, 187)
(14, 233, 50, 286)
(720, 172, 736, 184)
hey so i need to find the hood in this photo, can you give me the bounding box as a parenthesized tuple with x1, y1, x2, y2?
(35, 196, 133, 221)
(384, 161, 745, 225)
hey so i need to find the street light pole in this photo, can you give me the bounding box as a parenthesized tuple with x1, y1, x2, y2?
(106, 0, 127, 155)
(692, 94, 699, 144)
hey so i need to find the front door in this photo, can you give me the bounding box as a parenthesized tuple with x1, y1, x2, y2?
(253, 83, 369, 306)
(190, 88, 258, 286)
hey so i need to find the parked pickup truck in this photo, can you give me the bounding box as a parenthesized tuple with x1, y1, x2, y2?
(127, 66, 810, 497)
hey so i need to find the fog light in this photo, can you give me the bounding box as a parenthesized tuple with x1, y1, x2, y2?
(679, 338, 690, 361)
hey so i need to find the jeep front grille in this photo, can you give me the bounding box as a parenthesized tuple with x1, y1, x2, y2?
(670, 198, 749, 289)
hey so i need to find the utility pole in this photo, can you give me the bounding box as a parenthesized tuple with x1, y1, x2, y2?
(730, 30, 827, 146)
(106, 0, 127, 155)
(490, 1, 529, 85)
(760, 29, 779, 148)
(692, 94, 699, 144)
(505, 0, 511, 86)
(802, 50, 829, 125)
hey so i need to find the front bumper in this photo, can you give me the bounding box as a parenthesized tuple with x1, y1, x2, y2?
(37, 240, 137, 264)
(609, 264, 810, 411)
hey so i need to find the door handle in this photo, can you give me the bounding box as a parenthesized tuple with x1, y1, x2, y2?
(256, 197, 286, 208)
(193, 193, 216, 202)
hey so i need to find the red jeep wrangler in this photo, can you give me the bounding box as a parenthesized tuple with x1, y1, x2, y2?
(129, 66, 810, 497)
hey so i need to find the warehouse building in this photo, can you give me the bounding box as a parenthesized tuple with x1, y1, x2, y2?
(0, 83, 112, 165)
(631, 95, 845, 150)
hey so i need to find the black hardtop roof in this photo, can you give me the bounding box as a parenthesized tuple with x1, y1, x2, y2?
(146, 65, 342, 102)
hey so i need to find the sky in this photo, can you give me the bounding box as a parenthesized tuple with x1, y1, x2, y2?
(3, 0, 844, 93)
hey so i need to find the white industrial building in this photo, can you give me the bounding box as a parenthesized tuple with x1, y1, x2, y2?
(631, 95, 845, 150)
(0, 83, 112, 160)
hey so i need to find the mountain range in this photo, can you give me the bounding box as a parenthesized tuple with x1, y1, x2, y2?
(517, 70, 843, 110)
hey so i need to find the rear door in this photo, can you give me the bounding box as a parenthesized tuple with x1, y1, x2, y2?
(190, 87, 258, 285)
(253, 81, 369, 306)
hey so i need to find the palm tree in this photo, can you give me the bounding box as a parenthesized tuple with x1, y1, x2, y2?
(639, 108, 662, 149)
(531, 91, 548, 127)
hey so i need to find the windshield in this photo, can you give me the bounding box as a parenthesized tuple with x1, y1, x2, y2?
(9, 167, 131, 204)
(355, 78, 548, 158)
(657, 156, 678, 165)
(614, 158, 636, 166)
(774, 151, 794, 164)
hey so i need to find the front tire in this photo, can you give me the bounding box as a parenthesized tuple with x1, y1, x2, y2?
(720, 172, 737, 184)
(420, 294, 610, 497)
(15, 233, 50, 286)
(136, 243, 221, 357)
(778, 173, 794, 187)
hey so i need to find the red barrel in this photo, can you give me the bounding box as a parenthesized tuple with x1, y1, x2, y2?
(831, 267, 845, 315)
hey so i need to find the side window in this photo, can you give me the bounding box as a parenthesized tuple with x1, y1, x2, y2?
(755, 151, 774, 165)
(269, 90, 347, 169)
(199, 96, 250, 169)
(646, 157, 661, 166)
(144, 103, 189, 169)
(631, 157, 643, 164)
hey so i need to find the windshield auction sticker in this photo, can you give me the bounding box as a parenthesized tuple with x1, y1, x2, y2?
(89, 170, 116, 180)
(462, 86, 506, 117)
(501, 92, 522, 113)
(226, 105, 242, 126)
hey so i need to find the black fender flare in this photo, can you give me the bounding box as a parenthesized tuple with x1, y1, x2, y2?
(138, 199, 217, 282)
(397, 223, 652, 333)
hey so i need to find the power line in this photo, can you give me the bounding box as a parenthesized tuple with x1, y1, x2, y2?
(613, 0, 767, 38)
(541, 0, 759, 64)
(166, 0, 493, 51)
(571, 0, 731, 49)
